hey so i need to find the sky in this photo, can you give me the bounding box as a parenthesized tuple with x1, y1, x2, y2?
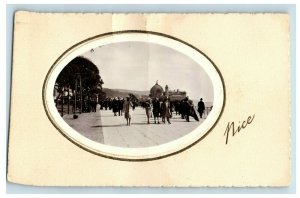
(81, 42, 214, 102)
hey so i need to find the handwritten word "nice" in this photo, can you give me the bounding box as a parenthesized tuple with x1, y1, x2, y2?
(224, 114, 255, 144)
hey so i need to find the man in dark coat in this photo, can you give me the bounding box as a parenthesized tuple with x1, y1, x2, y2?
(152, 98, 160, 124)
(118, 98, 124, 116)
(112, 97, 119, 116)
(197, 98, 205, 118)
(182, 97, 190, 122)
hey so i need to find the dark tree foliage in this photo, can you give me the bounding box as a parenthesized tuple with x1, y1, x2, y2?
(55, 56, 104, 97)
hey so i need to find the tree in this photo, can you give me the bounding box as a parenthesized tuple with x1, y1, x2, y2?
(55, 56, 104, 115)
(56, 56, 103, 90)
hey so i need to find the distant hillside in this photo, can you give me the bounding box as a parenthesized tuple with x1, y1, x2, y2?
(102, 88, 149, 98)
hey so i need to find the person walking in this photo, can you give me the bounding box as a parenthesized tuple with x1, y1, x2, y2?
(189, 100, 199, 121)
(197, 98, 205, 119)
(118, 97, 124, 116)
(160, 99, 166, 123)
(179, 99, 185, 119)
(152, 97, 160, 124)
(166, 98, 172, 124)
(144, 98, 152, 124)
(112, 97, 119, 116)
(123, 97, 133, 126)
(182, 97, 190, 122)
(161, 98, 171, 124)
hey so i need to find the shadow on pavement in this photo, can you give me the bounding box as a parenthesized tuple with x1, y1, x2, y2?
(91, 124, 126, 127)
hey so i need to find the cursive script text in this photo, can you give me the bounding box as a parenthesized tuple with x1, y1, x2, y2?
(224, 114, 255, 144)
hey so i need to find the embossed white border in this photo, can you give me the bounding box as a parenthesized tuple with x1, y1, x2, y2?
(43, 31, 225, 160)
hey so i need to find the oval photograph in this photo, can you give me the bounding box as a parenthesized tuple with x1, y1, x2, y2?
(43, 31, 224, 160)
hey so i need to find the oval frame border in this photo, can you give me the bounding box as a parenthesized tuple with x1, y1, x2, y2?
(42, 30, 226, 161)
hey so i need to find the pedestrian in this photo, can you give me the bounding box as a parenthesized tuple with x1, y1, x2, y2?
(144, 98, 152, 124)
(183, 97, 190, 122)
(108, 98, 112, 110)
(170, 102, 174, 117)
(160, 99, 166, 123)
(179, 99, 185, 119)
(161, 98, 171, 124)
(189, 100, 199, 121)
(123, 96, 133, 126)
(104, 98, 108, 110)
(197, 98, 205, 118)
(120, 98, 124, 116)
(100, 101, 104, 110)
(91, 99, 97, 112)
(117, 97, 123, 116)
(165, 98, 172, 124)
(112, 97, 119, 116)
(152, 97, 160, 124)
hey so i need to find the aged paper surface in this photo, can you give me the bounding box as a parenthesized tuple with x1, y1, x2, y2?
(7, 12, 290, 186)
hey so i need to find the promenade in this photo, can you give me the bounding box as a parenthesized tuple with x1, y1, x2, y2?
(63, 106, 204, 148)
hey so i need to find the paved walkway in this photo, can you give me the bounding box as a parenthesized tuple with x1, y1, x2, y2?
(63, 106, 204, 148)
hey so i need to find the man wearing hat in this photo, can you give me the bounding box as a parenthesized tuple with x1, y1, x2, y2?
(197, 98, 205, 118)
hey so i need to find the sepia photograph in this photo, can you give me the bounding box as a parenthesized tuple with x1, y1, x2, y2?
(53, 41, 215, 148)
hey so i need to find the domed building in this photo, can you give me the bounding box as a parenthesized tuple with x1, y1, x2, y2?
(149, 81, 187, 101)
(150, 81, 164, 98)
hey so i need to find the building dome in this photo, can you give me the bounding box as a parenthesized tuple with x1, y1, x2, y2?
(150, 81, 164, 98)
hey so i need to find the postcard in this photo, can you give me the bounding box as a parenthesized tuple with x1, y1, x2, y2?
(7, 12, 291, 186)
